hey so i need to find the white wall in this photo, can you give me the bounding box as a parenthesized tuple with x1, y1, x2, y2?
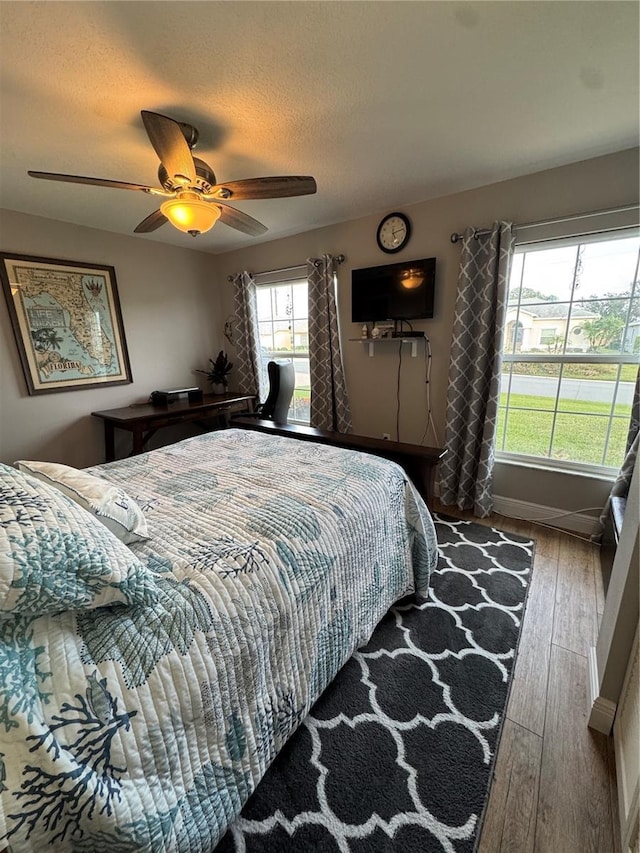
(0, 210, 220, 467)
(213, 148, 639, 520)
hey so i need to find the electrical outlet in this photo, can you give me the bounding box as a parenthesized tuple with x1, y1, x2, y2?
(382, 433, 390, 440)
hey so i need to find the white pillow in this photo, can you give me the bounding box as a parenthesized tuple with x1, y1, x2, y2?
(0, 463, 157, 617)
(15, 460, 149, 544)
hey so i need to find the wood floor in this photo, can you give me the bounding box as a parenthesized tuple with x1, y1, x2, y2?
(430, 501, 620, 853)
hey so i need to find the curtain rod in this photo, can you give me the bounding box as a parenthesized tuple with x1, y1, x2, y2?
(227, 254, 345, 281)
(449, 203, 639, 244)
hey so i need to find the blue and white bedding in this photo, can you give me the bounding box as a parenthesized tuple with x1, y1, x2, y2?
(0, 428, 437, 852)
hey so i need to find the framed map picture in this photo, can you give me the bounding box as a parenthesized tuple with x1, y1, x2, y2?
(0, 253, 132, 395)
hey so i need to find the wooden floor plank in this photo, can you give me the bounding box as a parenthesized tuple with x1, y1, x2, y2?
(437, 509, 617, 853)
(531, 523, 561, 561)
(592, 541, 606, 619)
(535, 645, 615, 853)
(478, 718, 542, 853)
(507, 554, 558, 736)
(493, 513, 534, 540)
(551, 535, 599, 655)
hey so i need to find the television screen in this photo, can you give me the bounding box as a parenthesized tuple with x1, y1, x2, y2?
(351, 257, 436, 322)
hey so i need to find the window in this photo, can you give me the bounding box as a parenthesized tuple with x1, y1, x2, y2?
(539, 327, 559, 346)
(497, 231, 640, 472)
(255, 277, 310, 424)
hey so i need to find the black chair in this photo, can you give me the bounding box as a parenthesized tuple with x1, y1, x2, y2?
(236, 360, 296, 425)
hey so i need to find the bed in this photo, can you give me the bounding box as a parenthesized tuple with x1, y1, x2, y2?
(0, 428, 437, 852)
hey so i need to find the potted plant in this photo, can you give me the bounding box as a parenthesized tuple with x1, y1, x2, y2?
(197, 350, 233, 394)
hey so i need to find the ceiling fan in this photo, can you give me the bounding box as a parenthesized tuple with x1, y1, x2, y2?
(28, 110, 317, 238)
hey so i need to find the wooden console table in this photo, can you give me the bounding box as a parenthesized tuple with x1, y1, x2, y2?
(93, 392, 254, 461)
(231, 417, 446, 503)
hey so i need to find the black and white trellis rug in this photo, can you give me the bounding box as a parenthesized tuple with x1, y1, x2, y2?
(216, 514, 535, 853)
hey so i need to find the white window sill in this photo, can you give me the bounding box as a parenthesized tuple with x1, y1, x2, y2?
(495, 452, 618, 482)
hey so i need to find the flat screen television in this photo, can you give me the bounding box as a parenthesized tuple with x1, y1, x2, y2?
(351, 257, 436, 322)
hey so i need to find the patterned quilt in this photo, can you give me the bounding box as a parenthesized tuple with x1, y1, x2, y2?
(0, 429, 437, 852)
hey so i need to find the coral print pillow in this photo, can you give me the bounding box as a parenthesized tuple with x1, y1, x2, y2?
(15, 460, 148, 544)
(0, 463, 157, 617)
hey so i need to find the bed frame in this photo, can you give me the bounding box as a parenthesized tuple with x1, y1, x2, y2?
(231, 417, 446, 503)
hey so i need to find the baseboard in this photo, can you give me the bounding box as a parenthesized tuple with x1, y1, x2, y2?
(587, 646, 617, 735)
(492, 494, 600, 536)
(433, 487, 601, 536)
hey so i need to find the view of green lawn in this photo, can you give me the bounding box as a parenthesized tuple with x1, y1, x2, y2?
(497, 393, 631, 466)
(291, 387, 311, 421)
(508, 362, 638, 382)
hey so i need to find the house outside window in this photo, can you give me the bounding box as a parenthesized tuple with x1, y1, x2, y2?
(255, 278, 310, 424)
(497, 231, 640, 472)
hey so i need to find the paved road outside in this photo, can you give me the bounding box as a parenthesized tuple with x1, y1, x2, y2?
(502, 374, 637, 404)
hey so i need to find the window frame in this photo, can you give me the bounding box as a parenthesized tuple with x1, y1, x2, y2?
(496, 227, 640, 475)
(254, 273, 311, 425)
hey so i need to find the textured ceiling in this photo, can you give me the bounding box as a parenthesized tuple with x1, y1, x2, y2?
(0, 1, 638, 255)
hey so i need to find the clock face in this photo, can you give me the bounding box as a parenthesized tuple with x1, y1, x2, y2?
(377, 213, 411, 253)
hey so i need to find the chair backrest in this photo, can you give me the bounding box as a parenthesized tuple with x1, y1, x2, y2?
(261, 360, 295, 424)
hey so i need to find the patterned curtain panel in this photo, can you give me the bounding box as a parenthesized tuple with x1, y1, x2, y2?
(307, 255, 353, 433)
(439, 222, 515, 518)
(232, 271, 263, 398)
(597, 365, 640, 536)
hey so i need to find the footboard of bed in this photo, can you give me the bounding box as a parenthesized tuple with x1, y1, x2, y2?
(230, 418, 446, 504)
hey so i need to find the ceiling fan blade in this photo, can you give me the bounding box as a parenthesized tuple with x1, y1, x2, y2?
(28, 171, 156, 192)
(216, 202, 268, 236)
(134, 209, 168, 233)
(211, 176, 317, 200)
(141, 110, 196, 185)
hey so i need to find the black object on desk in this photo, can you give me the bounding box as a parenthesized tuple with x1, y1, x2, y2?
(150, 388, 203, 405)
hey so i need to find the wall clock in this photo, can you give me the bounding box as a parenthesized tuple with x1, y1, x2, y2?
(376, 212, 411, 253)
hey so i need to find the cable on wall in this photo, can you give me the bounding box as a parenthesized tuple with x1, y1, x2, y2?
(396, 341, 403, 441)
(420, 335, 440, 446)
(497, 507, 605, 543)
(394, 334, 439, 445)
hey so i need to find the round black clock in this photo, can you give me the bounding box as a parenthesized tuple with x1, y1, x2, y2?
(376, 212, 411, 253)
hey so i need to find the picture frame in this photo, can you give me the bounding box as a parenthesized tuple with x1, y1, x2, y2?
(0, 252, 133, 395)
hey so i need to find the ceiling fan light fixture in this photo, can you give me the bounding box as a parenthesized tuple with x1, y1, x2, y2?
(29, 112, 316, 239)
(160, 195, 220, 235)
(400, 268, 424, 290)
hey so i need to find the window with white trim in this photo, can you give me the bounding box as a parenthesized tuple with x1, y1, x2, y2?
(497, 230, 640, 472)
(255, 277, 310, 424)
